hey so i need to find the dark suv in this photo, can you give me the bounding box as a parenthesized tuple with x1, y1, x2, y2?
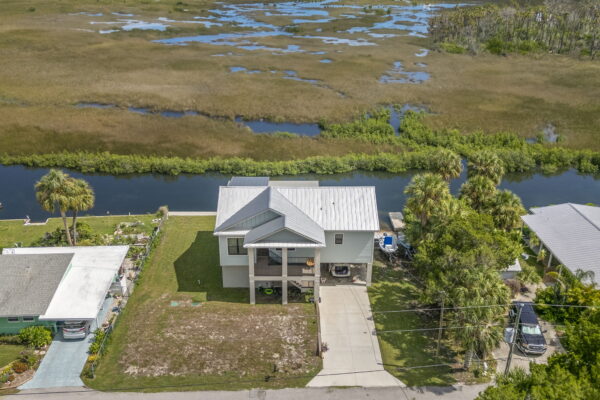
(509, 302, 547, 355)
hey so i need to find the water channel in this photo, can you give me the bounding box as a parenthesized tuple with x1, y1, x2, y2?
(1, 165, 598, 225)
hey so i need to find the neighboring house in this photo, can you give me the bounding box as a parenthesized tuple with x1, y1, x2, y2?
(521, 203, 600, 285)
(214, 177, 379, 304)
(0, 246, 129, 335)
(501, 259, 522, 281)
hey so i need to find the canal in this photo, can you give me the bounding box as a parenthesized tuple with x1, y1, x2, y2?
(0, 165, 599, 223)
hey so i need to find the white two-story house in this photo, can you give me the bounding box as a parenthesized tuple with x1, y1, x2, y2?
(214, 177, 379, 304)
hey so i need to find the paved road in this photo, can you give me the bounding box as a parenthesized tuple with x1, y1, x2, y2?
(12, 384, 490, 400)
(20, 298, 114, 389)
(307, 285, 404, 387)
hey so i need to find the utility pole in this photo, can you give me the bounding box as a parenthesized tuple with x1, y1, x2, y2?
(505, 303, 523, 375)
(436, 291, 445, 358)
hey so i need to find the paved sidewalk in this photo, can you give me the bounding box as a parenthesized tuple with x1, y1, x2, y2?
(307, 285, 404, 387)
(20, 297, 114, 389)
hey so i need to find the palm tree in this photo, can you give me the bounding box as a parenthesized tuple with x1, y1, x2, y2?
(432, 149, 463, 181)
(35, 169, 75, 245)
(404, 173, 452, 228)
(467, 150, 505, 185)
(459, 176, 497, 211)
(69, 178, 95, 245)
(450, 269, 510, 367)
(489, 190, 526, 231)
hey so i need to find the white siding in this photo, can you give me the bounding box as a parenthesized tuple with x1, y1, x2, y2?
(321, 232, 374, 264)
(222, 265, 250, 288)
(218, 236, 250, 266)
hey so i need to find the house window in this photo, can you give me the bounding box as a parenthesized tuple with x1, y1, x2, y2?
(334, 233, 344, 245)
(7, 317, 19, 323)
(227, 238, 247, 255)
(22, 316, 34, 322)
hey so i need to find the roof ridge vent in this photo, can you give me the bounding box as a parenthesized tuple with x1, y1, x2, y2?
(569, 203, 600, 232)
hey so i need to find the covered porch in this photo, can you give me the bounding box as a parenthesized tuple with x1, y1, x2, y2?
(248, 247, 322, 305)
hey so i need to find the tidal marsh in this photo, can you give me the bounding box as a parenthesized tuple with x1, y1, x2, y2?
(0, 0, 598, 159)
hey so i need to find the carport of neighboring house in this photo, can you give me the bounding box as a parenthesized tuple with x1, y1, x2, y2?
(308, 285, 404, 387)
(20, 297, 114, 389)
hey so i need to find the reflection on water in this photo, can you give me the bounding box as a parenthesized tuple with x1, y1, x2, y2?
(1, 166, 599, 223)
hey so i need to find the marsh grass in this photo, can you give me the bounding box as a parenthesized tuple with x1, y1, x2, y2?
(0, 0, 598, 160)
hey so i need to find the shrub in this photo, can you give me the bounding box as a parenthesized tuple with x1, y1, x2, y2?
(89, 329, 107, 355)
(0, 335, 22, 345)
(19, 350, 38, 367)
(11, 361, 28, 374)
(504, 279, 522, 297)
(18, 326, 52, 348)
(440, 42, 467, 54)
(156, 206, 168, 218)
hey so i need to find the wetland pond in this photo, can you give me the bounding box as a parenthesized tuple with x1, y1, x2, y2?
(1, 165, 598, 226)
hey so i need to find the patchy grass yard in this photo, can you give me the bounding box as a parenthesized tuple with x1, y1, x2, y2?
(0, 344, 26, 368)
(0, 215, 156, 250)
(369, 257, 457, 386)
(86, 216, 320, 391)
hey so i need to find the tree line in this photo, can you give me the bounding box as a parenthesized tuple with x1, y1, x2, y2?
(403, 150, 524, 368)
(429, 0, 600, 58)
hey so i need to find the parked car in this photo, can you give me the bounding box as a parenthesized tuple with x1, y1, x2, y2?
(509, 302, 547, 355)
(62, 320, 91, 340)
(329, 264, 351, 277)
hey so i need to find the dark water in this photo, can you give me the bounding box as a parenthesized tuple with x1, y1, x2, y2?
(1, 165, 599, 223)
(234, 118, 322, 136)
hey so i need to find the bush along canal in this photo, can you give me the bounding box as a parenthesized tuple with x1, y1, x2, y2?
(1, 164, 599, 223)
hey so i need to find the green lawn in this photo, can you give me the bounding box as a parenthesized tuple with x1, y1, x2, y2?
(369, 257, 458, 386)
(0, 344, 26, 368)
(86, 216, 320, 392)
(0, 215, 157, 250)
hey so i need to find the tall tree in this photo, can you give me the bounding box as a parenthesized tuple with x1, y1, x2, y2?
(68, 178, 95, 245)
(489, 189, 525, 231)
(468, 150, 505, 185)
(431, 148, 463, 181)
(35, 169, 75, 245)
(404, 173, 452, 230)
(459, 175, 497, 211)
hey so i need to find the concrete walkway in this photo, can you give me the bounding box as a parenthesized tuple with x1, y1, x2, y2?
(168, 211, 216, 216)
(20, 297, 114, 389)
(307, 286, 404, 387)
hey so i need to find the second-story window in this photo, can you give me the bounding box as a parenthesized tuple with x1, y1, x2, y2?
(334, 233, 344, 245)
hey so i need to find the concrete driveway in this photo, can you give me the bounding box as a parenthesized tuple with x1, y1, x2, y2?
(20, 297, 114, 389)
(307, 285, 404, 387)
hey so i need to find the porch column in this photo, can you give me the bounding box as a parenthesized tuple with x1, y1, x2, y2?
(366, 262, 373, 286)
(314, 248, 321, 302)
(547, 252, 553, 268)
(282, 248, 288, 305)
(248, 248, 255, 305)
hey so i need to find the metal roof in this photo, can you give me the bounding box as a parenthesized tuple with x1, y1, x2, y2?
(0, 254, 72, 317)
(228, 177, 270, 186)
(3, 246, 129, 320)
(521, 203, 600, 284)
(215, 184, 379, 233)
(243, 216, 326, 247)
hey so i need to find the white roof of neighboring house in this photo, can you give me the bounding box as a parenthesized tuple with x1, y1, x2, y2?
(215, 183, 379, 233)
(521, 203, 600, 284)
(2, 246, 129, 320)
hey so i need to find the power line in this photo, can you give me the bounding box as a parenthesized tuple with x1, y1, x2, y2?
(372, 302, 600, 314)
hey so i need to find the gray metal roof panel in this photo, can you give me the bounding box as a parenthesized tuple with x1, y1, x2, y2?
(228, 177, 269, 187)
(215, 186, 379, 232)
(522, 203, 600, 284)
(0, 253, 73, 317)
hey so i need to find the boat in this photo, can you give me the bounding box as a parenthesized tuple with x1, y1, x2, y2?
(379, 233, 398, 255)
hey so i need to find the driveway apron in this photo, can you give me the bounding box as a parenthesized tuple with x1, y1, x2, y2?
(307, 285, 404, 387)
(20, 297, 114, 389)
